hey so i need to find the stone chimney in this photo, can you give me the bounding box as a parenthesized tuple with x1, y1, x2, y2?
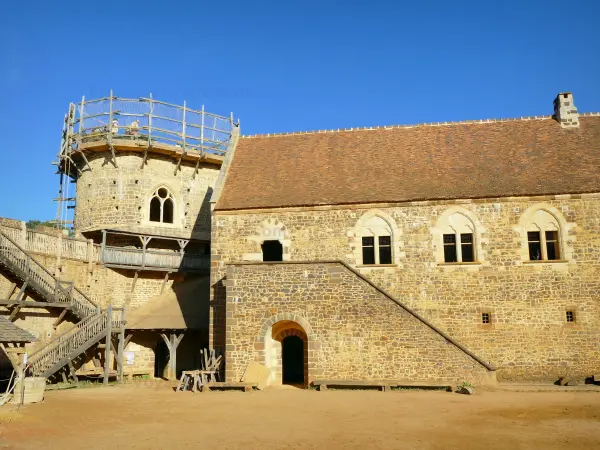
(554, 92, 579, 128)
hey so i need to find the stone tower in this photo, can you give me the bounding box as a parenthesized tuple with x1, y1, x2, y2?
(56, 92, 238, 274)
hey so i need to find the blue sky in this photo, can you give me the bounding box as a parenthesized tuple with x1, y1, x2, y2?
(1, 0, 599, 221)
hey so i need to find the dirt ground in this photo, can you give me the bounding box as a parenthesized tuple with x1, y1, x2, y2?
(0, 384, 599, 449)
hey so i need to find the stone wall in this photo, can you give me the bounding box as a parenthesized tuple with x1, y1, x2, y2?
(224, 262, 495, 386)
(212, 195, 600, 382)
(75, 152, 220, 240)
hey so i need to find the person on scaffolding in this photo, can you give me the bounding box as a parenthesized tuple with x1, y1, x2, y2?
(111, 118, 120, 135)
(127, 119, 140, 137)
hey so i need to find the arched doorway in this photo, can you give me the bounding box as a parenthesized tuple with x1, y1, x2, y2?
(282, 335, 304, 384)
(263, 320, 309, 386)
(262, 240, 283, 261)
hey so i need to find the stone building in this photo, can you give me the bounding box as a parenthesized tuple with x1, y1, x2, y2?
(0, 92, 599, 387)
(209, 93, 600, 385)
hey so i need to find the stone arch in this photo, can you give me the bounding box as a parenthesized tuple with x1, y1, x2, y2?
(244, 218, 292, 261)
(350, 209, 403, 266)
(256, 313, 317, 386)
(516, 203, 573, 262)
(431, 206, 486, 264)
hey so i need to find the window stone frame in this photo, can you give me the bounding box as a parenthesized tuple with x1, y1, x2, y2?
(432, 206, 486, 266)
(350, 209, 403, 267)
(141, 184, 181, 229)
(244, 218, 291, 262)
(516, 203, 573, 265)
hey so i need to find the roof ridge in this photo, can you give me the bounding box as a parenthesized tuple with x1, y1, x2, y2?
(241, 112, 600, 139)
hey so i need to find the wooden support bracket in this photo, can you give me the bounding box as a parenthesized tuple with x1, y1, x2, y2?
(131, 271, 139, 293)
(160, 272, 170, 294)
(8, 305, 22, 322)
(53, 309, 68, 329)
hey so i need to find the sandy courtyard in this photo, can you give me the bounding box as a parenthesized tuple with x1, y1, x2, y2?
(0, 384, 599, 449)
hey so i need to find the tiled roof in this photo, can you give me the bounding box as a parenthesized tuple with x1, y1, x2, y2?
(0, 317, 36, 342)
(215, 115, 600, 211)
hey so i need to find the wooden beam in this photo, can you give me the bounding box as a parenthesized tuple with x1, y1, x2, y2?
(68, 360, 79, 383)
(53, 309, 68, 329)
(131, 271, 139, 293)
(117, 327, 125, 383)
(14, 281, 28, 303)
(0, 300, 71, 309)
(1, 346, 26, 354)
(8, 305, 22, 322)
(101, 229, 107, 264)
(5, 283, 17, 300)
(160, 272, 170, 294)
(103, 305, 113, 385)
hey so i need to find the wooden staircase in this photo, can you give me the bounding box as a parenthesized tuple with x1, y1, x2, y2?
(0, 230, 124, 381)
(0, 230, 99, 319)
(27, 307, 124, 378)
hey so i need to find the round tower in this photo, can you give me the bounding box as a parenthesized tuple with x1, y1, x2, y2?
(55, 92, 238, 271)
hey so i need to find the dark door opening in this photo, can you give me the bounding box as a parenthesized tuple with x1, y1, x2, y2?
(154, 338, 169, 378)
(262, 240, 283, 262)
(282, 335, 304, 385)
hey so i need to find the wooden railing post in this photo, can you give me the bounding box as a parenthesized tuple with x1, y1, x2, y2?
(100, 230, 107, 264)
(117, 308, 125, 383)
(55, 233, 62, 278)
(103, 307, 112, 385)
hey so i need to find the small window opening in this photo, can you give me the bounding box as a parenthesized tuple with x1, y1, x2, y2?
(481, 313, 490, 324)
(545, 231, 560, 260)
(443, 234, 457, 263)
(163, 198, 174, 223)
(149, 197, 161, 222)
(527, 231, 542, 261)
(378, 236, 392, 264)
(443, 232, 474, 263)
(566, 311, 575, 323)
(361, 235, 392, 265)
(362, 237, 375, 265)
(528, 229, 560, 261)
(262, 240, 283, 262)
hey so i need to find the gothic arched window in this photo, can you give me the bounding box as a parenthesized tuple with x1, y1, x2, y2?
(437, 212, 477, 263)
(524, 209, 562, 261)
(149, 187, 175, 224)
(360, 215, 393, 265)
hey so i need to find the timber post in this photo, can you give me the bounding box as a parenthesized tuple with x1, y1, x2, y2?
(160, 332, 184, 381)
(117, 308, 125, 383)
(103, 305, 113, 385)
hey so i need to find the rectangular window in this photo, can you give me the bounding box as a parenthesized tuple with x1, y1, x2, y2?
(545, 231, 560, 260)
(378, 236, 392, 264)
(527, 231, 542, 260)
(460, 233, 474, 262)
(443, 234, 458, 263)
(481, 313, 490, 324)
(362, 237, 375, 265)
(566, 310, 575, 323)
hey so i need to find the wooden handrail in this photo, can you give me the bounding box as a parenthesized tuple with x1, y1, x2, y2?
(0, 230, 98, 319)
(27, 306, 124, 377)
